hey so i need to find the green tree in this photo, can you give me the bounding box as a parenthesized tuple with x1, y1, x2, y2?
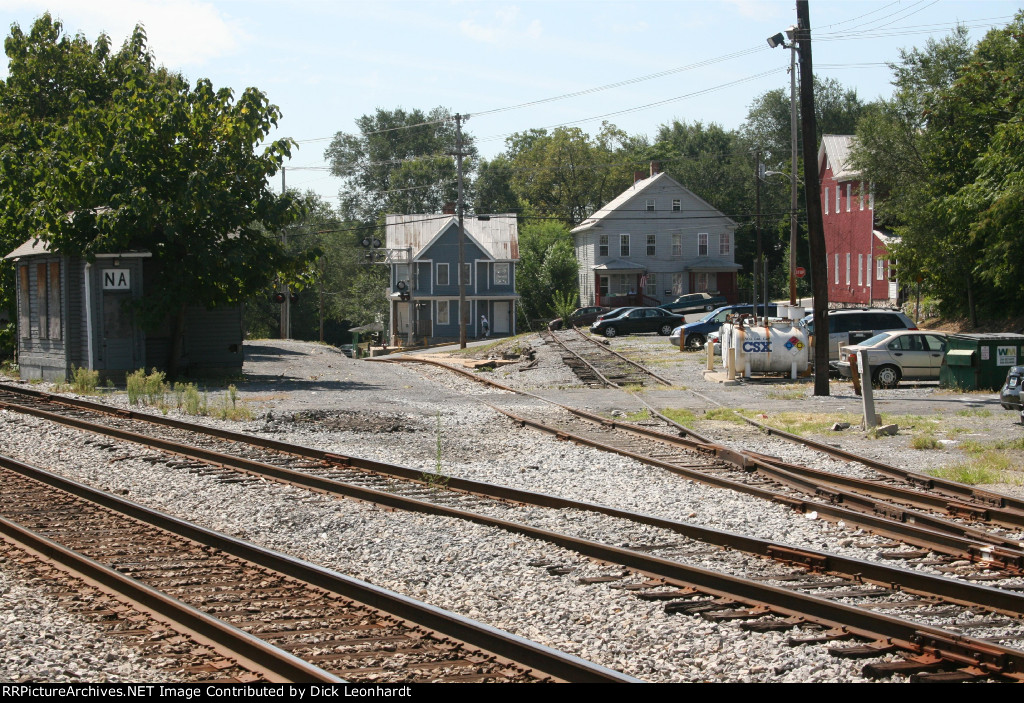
(515, 219, 579, 327)
(504, 123, 640, 225)
(0, 15, 302, 372)
(325, 107, 475, 225)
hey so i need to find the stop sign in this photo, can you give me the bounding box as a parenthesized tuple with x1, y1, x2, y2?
(795, 266, 806, 278)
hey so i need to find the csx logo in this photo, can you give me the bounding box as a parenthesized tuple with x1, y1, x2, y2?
(743, 341, 772, 353)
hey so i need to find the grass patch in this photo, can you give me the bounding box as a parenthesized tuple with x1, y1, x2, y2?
(445, 333, 531, 357)
(955, 407, 993, 418)
(766, 384, 806, 400)
(756, 411, 862, 436)
(70, 366, 99, 394)
(704, 407, 746, 423)
(661, 408, 698, 426)
(910, 434, 941, 450)
(622, 408, 650, 422)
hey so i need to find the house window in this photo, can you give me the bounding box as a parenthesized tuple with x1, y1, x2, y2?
(720, 233, 731, 257)
(646, 199, 655, 211)
(860, 181, 866, 210)
(694, 272, 716, 292)
(616, 274, 628, 295)
(825, 187, 829, 215)
(836, 185, 840, 212)
(877, 258, 885, 281)
(672, 234, 681, 256)
(599, 275, 610, 298)
(834, 254, 839, 285)
(672, 199, 681, 212)
(437, 301, 449, 325)
(645, 273, 657, 296)
(620, 234, 630, 257)
(869, 182, 875, 210)
(646, 235, 656, 256)
(493, 262, 509, 286)
(846, 184, 852, 212)
(18, 265, 29, 339)
(698, 233, 708, 257)
(599, 235, 609, 257)
(460, 262, 471, 285)
(845, 253, 851, 285)
(858, 254, 863, 286)
(672, 273, 683, 295)
(436, 263, 449, 286)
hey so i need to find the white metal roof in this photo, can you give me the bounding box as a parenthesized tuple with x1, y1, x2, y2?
(4, 238, 52, 260)
(385, 213, 519, 260)
(819, 134, 860, 181)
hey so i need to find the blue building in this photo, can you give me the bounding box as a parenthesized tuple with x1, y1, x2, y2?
(385, 212, 519, 344)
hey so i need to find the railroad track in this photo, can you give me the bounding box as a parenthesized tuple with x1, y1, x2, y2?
(4, 383, 1024, 680)
(544, 328, 672, 388)
(0, 452, 632, 684)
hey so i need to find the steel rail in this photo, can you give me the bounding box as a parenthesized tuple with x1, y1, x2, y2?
(12, 450, 1022, 681)
(5, 384, 1024, 572)
(0, 514, 340, 684)
(369, 361, 1024, 567)
(740, 414, 1024, 517)
(6, 388, 1024, 614)
(547, 328, 674, 386)
(5, 393, 1024, 677)
(0, 453, 637, 684)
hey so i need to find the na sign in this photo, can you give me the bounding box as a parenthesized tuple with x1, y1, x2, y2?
(102, 269, 131, 290)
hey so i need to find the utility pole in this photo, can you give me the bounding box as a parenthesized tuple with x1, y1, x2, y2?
(454, 114, 468, 349)
(796, 0, 830, 396)
(788, 30, 799, 307)
(754, 149, 762, 323)
(280, 167, 290, 340)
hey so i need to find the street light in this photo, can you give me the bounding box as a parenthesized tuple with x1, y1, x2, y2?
(768, 25, 800, 307)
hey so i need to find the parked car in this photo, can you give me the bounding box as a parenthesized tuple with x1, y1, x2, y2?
(548, 306, 610, 331)
(671, 304, 779, 349)
(659, 292, 728, 316)
(590, 307, 684, 338)
(798, 308, 918, 362)
(338, 344, 355, 358)
(834, 330, 948, 388)
(1000, 365, 1024, 410)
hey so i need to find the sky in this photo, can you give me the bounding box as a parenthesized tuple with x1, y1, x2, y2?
(0, 0, 1019, 205)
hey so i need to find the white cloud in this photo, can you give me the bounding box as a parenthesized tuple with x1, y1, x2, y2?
(457, 4, 543, 47)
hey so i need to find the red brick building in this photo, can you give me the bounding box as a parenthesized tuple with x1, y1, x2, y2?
(818, 135, 900, 307)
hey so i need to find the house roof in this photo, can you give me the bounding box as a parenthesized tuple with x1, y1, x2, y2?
(873, 228, 900, 245)
(591, 258, 647, 272)
(684, 258, 743, 272)
(571, 172, 736, 234)
(4, 238, 53, 260)
(818, 134, 860, 181)
(385, 213, 519, 260)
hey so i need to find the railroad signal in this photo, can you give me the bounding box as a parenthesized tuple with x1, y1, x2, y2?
(273, 292, 286, 304)
(290, 292, 299, 304)
(361, 236, 386, 263)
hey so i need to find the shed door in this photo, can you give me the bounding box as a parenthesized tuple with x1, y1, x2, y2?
(101, 291, 137, 370)
(493, 302, 510, 334)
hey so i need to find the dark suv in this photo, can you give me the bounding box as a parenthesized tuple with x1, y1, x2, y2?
(590, 307, 683, 338)
(672, 304, 778, 349)
(659, 293, 728, 316)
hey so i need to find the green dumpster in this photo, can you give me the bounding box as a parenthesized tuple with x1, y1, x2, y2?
(940, 333, 1024, 391)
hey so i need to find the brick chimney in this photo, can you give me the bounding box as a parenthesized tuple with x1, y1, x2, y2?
(634, 170, 647, 184)
(442, 202, 456, 215)
(650, 161, 662, 177)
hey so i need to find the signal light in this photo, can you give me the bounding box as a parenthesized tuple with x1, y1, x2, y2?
(290, 292, 299, 304)
(273, 292, 286, 304)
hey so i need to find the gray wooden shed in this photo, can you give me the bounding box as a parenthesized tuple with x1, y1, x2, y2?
(6, 239, 243, 381)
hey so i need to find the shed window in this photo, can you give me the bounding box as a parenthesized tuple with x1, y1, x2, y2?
(47, 262, 61, 340)
(36, 264, 47, 339)
(18, 265, 29, 339)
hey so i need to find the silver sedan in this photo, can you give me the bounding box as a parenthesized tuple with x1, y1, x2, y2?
(835, 330, 948, 388)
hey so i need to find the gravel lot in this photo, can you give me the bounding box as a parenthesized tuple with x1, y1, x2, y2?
(2, 333, 1023, 683)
